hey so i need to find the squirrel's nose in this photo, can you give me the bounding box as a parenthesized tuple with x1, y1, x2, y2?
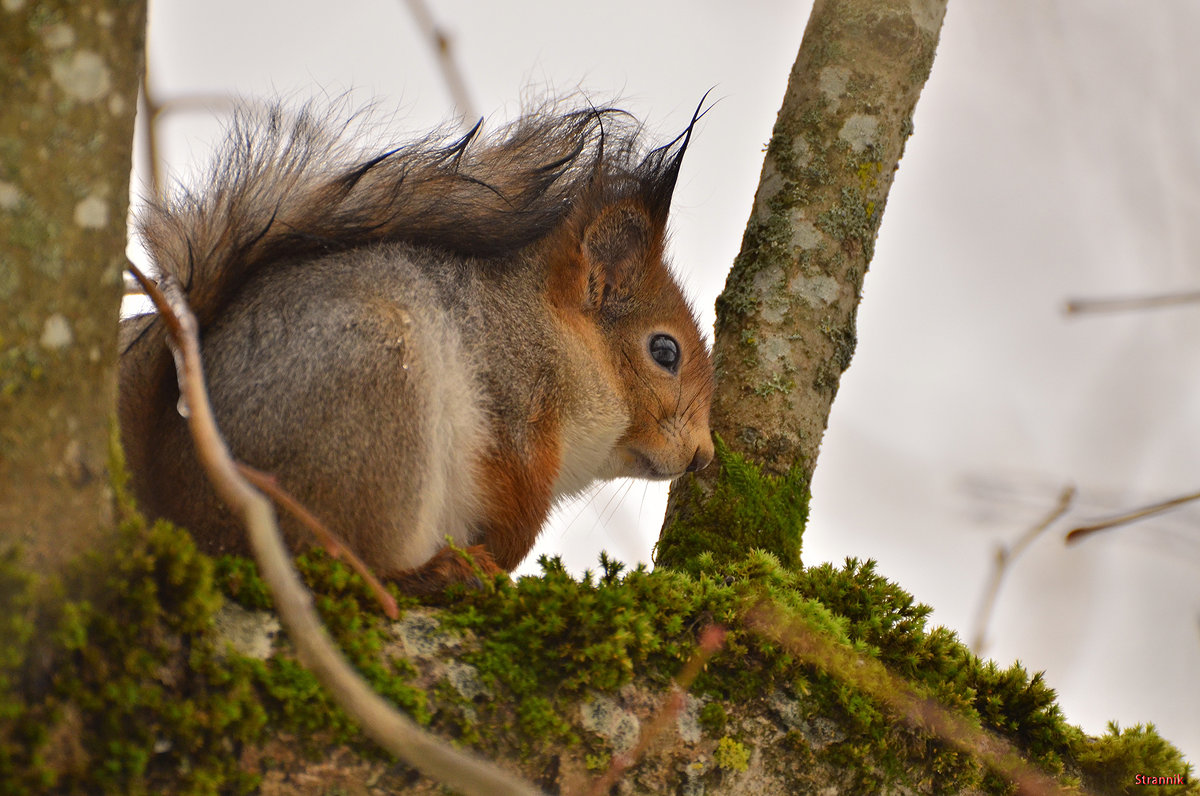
(686, 444, 713, 473)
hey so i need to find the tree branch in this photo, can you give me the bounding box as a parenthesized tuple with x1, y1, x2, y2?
(746, 602, 1071, 796)
(970, 486, 1075, 655)
(661, 0, 948, 563)
(400, 0, 477, 123)
(1066, 487, 1200, 544)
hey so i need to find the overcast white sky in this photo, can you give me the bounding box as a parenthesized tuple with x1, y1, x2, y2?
(138, 0, 1199, 765)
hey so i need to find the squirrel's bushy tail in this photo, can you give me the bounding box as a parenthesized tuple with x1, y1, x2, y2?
(136, 99, 693, 330)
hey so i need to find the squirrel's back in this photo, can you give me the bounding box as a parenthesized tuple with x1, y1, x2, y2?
(120, 100, 714, 591)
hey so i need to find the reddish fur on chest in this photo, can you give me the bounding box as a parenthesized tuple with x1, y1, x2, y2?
(474, 417, 562, 571)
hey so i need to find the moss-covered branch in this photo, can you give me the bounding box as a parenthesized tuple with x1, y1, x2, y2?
(3, 518, 1193, 794)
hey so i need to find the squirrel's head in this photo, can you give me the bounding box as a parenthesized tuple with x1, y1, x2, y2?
(579, 201, 714, 480)
(548, 202, 713, 484)
(541, 100, 715, 486)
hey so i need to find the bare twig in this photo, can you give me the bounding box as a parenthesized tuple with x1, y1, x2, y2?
(127, 263, 541, 796)
(140, 69, 237, 198)
(400, 0, 477, 123)
(1064, 289, 1200, 315)
(970, 486, 1075, 655)
(139, 71, 164, 199)
(587, 625, 726, 796)
(1066, 488, 1200, 544)
(745, 603, 1077, 796)
(235, 462, 399, 620)
(124, 269, 148, 295)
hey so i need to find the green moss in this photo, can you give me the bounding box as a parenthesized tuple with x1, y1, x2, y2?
(438, 554, 691, 753)
(698, 702, 728, 735)
(795, 559, 935, 671)
(430, 678, 484, 747)
(0, 548, 52, 794)
(0, 512, 446, 794)
(212, 556, 272, 611)
(965, 659, 1074, 770)
(0, 515, 268, 795)
(299, 554, 427, 724)
(1077, 722, 1196, 795)
(654, 436, 810, 575)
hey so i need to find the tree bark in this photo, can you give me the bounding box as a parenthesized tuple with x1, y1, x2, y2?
(659, 0, 947, 567)
(0, 0, 145, 570)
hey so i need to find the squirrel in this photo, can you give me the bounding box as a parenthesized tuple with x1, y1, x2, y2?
(119, 100, 715, 593)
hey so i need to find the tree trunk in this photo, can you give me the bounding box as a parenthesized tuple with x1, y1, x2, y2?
(0, 0, 146, 571)
(658, 0, 947, 570)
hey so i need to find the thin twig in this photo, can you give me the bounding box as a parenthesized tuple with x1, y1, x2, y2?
(587, 625, 726, 796)
(970, 486, 1075, 655)
(127, 264, 542, 796)
(745, 602, 1077, 796)
(1066, 488, 1200, 544)
(124, 269, 148, 295)
(141, 66, 237, 199)
(140, 72, 163, 198)
(1064, 289, 1200, 315)
(235, 462, 399, 619)
(400, 0, 477, 123)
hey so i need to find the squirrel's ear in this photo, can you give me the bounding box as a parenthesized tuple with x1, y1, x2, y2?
(580, 204, 651, 310)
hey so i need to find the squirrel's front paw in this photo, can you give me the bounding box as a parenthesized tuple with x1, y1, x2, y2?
(389, 544, 505, 596)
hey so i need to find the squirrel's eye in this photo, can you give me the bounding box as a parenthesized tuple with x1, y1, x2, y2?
(649, 334, 680, 374)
